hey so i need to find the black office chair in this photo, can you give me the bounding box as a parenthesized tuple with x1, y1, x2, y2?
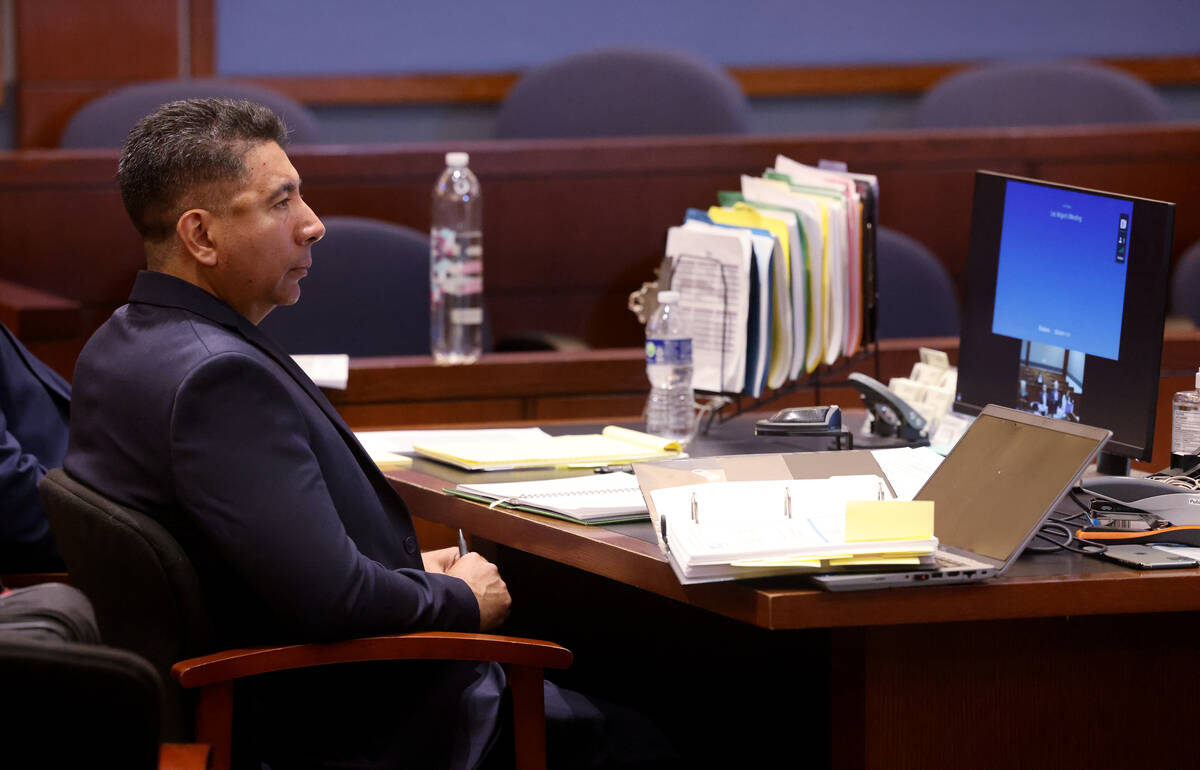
(874, 226, 959, 338)
(39, 467, 572, 770)
(58, 79, 321, 148)
(0, 581, 209, 770)
(494, 46, 750, 139)
(911, 60, 1172, 129)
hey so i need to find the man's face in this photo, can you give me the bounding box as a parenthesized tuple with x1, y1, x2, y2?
(205, 140, 325, 324)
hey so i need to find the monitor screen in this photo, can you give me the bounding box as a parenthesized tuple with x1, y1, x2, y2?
(954, 171, 1175, 471)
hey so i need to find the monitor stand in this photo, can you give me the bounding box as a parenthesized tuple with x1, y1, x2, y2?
(1095, 450, 1131, 476)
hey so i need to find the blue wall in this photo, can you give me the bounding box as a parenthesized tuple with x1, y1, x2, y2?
(218, 0, 1199, 74)
(215, 0, 1200, 142)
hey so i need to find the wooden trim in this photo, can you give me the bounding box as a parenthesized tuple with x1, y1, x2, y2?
(188, 0, 215, 77)
(731, 61, 966, 98)
(239, 54, 1200, 107)
(240, 72, 521, 106)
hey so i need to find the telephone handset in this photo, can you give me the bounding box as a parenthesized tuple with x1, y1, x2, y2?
(848, 372, 928, 444)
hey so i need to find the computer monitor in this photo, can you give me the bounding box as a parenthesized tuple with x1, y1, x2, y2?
(954, 171, 1175, 475)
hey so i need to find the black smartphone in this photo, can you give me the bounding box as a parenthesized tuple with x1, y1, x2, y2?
(1099, 544, 1199, 570)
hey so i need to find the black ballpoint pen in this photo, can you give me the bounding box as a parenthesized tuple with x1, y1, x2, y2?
(457, 529, 469, 556)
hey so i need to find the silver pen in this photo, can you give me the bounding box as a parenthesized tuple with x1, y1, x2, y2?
(457, 529, 469, 556)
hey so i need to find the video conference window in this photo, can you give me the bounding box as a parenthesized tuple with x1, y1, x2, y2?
(991, 180, 1133, 362)
(955, 171, 1175, 464)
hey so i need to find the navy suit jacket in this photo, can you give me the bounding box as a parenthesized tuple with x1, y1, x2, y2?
(0, 322, 70, 572)
(65, 271, 490, 767)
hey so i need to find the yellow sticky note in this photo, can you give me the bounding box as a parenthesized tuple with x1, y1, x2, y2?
(845, 500, 934, 542)
(826, 556, 924, 567)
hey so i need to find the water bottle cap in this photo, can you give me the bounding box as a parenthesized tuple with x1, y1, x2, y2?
(657, 290, 680, 303)
(445, 152, 469, 168)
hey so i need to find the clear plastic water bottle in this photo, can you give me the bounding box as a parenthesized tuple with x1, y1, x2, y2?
(430, 151, 484, 364)
(1171, 367, 1200, 472)
(645, 290, 695, 442)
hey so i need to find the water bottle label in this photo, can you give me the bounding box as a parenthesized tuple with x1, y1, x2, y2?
(645, 338, 692, 365)
(450, 307, 483, 325)
(431, 228, 484, 298)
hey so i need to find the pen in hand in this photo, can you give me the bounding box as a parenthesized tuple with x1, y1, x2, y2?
(458, 529, 469, 557)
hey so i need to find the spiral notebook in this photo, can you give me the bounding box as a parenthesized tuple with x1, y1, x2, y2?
(449, 472, 649, 525)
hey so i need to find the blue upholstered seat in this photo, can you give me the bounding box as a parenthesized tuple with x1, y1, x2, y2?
(59, 79, 321, 148)
(259, 216, 432, 357)
(874, 226, 960, 339)
(1170, 239, 1200, 326)
(911, 60, 1171, 129)
(494, 47, 750, 139)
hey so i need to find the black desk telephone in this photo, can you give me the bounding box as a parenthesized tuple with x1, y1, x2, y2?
(847, 373, 928, 446)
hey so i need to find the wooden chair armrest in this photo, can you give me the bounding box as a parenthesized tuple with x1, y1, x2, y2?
(172, 631, 572, 689)
(158, 743, 211, 770)
(174, 632, 570, 770)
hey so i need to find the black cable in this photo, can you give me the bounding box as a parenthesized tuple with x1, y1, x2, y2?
(1026, 521, 1106, 555)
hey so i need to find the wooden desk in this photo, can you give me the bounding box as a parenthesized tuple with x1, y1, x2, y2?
(332, 327, 1200, 476)
(385, 427, 1200, 768)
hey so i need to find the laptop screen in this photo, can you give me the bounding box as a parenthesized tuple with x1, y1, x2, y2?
(916, 406, 1110, 562)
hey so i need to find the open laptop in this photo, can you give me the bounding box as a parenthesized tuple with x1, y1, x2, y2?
(812, 404, 1110, 591)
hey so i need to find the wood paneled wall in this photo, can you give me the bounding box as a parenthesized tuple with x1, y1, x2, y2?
(13, 0, 213, 148)
(0, 125, 1196, 363)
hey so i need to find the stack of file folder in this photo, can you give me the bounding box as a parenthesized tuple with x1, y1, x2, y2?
(660, 155, 878, 398)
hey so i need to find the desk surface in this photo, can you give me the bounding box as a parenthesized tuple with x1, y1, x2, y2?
(386, 418, 1200, 631)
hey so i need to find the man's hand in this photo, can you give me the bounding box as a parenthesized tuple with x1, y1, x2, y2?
(447, 552, 512, 631)
(421, 546, 460, 574)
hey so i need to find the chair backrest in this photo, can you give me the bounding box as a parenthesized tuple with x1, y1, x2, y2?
(39, 467, 210, 740)
(875, 226, 960, 338)
(911, 60, 1172, 129)
(494, 46, 750, 139)
(59, 78, 321, 148)
(259, 215, 434, 356)
(1170, 239, 1200, 325)
(0, 634, 163, 769)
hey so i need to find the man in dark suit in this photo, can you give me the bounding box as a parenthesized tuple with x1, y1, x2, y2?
(63, 99, 513, 769)
(0, 321, 69, 572)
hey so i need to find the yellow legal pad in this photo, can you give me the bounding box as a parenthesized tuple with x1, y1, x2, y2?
(412, 426, 683, 471)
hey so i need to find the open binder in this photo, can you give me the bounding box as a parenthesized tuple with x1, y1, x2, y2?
(634, 451, 936, 584)
(449, 471, 648, 525)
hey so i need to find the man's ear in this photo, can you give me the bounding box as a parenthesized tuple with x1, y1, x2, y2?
(176, 209, 218, 266)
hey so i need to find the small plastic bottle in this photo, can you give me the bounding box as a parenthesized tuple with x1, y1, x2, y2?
(1171, 367, 1200, 471)
(430, 152, 484, 365)
(644, 290, 695, 442)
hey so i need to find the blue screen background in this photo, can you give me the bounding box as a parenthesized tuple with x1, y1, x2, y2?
(991, 180, 1133, 360)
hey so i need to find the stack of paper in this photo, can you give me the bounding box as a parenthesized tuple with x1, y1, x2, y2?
(450, 471, 649, 525)
(648, 475, 936, 584)
(354, 427, 554, 469)
(413, 426, 683, 471)
(661, 156, 878, 397)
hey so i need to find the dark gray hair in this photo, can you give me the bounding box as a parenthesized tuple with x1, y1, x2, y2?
(117, 97, 289, 241)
